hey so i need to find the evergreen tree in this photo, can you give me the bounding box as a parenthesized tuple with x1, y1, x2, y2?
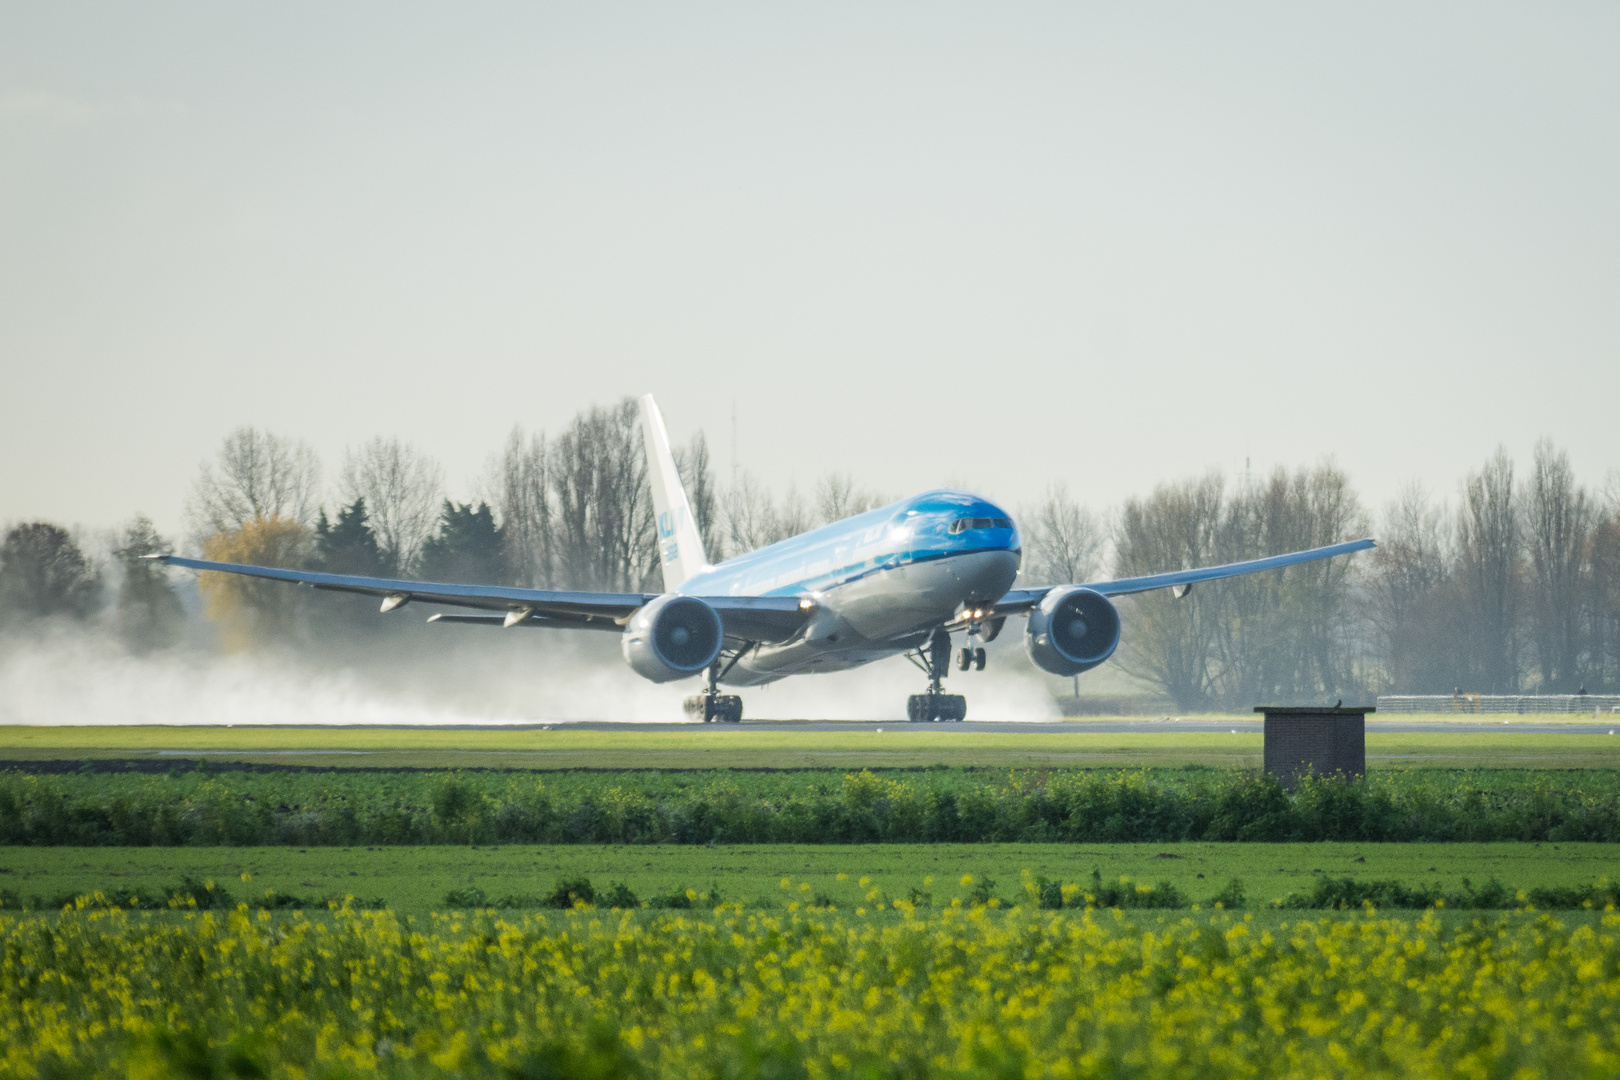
(313, 499, 385, 576)
(418, 501, 506, 584)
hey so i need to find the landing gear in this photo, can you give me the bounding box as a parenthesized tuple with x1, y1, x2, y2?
(906, 627, 967, 722)
(685, 694, 742, 723)
(956, 647, 987, 672)
(685, 659, 743, 723)
(907, 693, 967, 722)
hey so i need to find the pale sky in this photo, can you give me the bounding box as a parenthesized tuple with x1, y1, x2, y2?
(3, 3, 1617, 543)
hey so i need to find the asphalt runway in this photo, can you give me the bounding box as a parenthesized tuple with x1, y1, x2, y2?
(429, 719, 1617, 734)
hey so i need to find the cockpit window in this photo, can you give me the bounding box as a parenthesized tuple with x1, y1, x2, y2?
(948, 516, 1014, 534)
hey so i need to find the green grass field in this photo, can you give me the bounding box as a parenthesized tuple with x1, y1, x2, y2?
(3, 722, 1619, 770)
(4, 841, 1615, 916)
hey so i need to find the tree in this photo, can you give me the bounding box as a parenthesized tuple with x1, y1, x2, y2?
(491, 426, 553, 588)
(1111, 464, 1367, 709)
(1022, 484, 1104, 585)
(111, 515, 184, 652)
(675, 432, 721, 562)
(339, 437, 443, 576)
(418, 502, 505, 585)
(1208, 463, 1367, 705)
(814, 473, 885, 528)
(313, 499, 384, 577)
(1366, 485, 1464, 692)
(1590, 509, 1620, 691)
(0, 522, 102, 623)
(197, 516, 311, 651)
(1522, 439, 1592, 691)
(188, 428, 321, 539)
(1111, 473, 1225, 709)
(1457, 448, 1522, 692)
(722, 472, 811, 555)
(550, 400, 655, 590)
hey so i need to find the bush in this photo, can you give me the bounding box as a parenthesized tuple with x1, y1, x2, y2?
(543, 876, 596, 909)
(6, 766, 1620, 847)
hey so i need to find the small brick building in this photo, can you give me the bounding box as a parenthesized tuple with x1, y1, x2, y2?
(1256, 704, 1373, 786)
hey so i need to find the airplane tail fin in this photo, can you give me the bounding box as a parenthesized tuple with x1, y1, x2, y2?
(638, 394, 710, 591)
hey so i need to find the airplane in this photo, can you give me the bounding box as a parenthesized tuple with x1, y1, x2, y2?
(150, 395, 1376, 723)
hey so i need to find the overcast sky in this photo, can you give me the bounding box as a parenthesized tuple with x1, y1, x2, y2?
(3, 2, 1616, 543)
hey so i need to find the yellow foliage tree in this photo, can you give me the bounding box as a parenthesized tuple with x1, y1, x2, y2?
(198, 515, 311, 652)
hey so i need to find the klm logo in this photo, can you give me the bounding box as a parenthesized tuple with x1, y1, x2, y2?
(661, 540, 680, 565)
(659, 509, 685, 540)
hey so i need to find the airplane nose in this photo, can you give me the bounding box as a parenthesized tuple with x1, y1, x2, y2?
(956, 548, 1020, 599)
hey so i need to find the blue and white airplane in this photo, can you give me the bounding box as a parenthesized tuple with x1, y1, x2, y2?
(152, 396, 1375, 722)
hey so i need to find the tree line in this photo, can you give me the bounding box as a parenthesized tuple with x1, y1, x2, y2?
(2, 398, 1617, 706)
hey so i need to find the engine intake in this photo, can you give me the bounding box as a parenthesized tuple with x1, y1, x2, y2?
(622, 594, 724, 683)
(1025, 586, 1120, 676)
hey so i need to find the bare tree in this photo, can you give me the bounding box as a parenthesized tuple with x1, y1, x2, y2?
(490, 426, 553, 587)
(340, 436, 444, 576)
(775, 486, 813, 542)
(723, 472, 781, 555)
(1021, 484, 1104, 585)
(1457, 448, 1522, 692)
(674, 432, 721, 562)
(814, 473, 885, 527)
(722, 473, 816, 555)
(550, 399, 655, 590)
(188, 428, 321, 539)
(1111, 463, 1368, 709)
(1523, 439, 1592, 691)
(112, 515, 184, 651)
(1366, 484, 1463, 692)
(1111, 472, 1226, 709)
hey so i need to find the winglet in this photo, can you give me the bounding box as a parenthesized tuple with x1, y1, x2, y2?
(638, 394, 710, 591)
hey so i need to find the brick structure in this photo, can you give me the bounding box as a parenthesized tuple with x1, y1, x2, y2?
(1256, 705, 1373, 787)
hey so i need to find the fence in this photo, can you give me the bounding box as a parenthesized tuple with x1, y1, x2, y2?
(1376, 694, 1620, 715)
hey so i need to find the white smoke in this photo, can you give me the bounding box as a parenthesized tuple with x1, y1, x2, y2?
(0, 625, 1059, 726)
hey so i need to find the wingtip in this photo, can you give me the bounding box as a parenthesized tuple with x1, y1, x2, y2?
(139, 553, 172, 561)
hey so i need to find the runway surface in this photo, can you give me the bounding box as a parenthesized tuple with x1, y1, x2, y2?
(259, 719, 1618, 735)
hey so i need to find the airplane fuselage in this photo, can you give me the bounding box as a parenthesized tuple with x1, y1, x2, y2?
(679, 490, 1020, 685)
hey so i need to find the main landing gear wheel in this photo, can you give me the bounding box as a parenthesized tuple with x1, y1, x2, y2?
(908, 693, 967, 722)
(686, 658, 743, 722)
(906, 627, 968, 721)
(685, 694, 742, 723)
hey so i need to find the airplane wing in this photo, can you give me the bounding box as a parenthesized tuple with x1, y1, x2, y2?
(147, 554, 811, 642)
(984, 537, 1376, 617)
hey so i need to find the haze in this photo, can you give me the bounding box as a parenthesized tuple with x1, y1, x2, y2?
(3, 3, 1617, 539)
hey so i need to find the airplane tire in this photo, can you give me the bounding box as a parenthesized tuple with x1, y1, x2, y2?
(957, 648, 971, 672)
(685, 694, 743, 722)
(974, 648, 987, 671)
(906, 695, 934, 722)
(938, 695, 967, 722)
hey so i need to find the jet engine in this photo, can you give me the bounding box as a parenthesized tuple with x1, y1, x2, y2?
(1025, 586, 1120, 676)
(622, 594, 724, 683)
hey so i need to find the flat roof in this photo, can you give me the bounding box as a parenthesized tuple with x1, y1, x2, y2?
(1253, 705, 1376, 715)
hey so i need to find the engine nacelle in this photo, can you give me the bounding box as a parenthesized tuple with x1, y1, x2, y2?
(1025, 586, 1121, 676)
(622, 594, 724, 683)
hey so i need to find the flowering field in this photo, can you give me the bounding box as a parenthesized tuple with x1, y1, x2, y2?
(4, 895, 1618, 1078)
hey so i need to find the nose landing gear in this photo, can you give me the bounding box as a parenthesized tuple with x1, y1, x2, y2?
(906, 627, 967, 722)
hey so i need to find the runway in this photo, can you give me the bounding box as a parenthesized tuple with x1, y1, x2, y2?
(485, 719, 1618, 735)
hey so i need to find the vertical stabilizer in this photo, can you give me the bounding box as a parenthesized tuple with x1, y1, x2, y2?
(639, 394, 710, 591)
